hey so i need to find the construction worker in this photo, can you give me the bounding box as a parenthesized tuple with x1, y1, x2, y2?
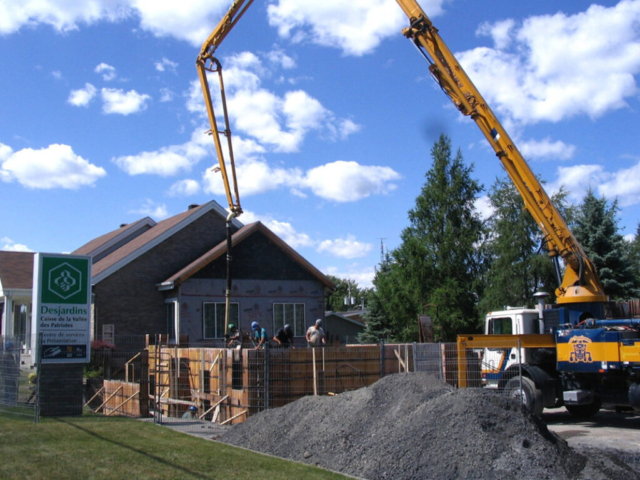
(226, 323, 241, 348)
(182, 405, 197, 419)
(273, 324, 295, 348)
(252, 321, 268, 349)
(306, 319, 326, 347)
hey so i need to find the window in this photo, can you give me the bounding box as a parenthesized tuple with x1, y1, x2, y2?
(203, 303, 239, 339)
(273, 303, 305, 336)
(487, 317, 513, 335)
(165, 302, 176, 342)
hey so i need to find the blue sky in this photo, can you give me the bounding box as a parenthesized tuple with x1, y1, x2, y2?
(1, 0, 639, 289)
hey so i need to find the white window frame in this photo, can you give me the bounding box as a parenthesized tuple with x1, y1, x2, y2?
(165, 298, 178, 343)
(272, 303, 305, 337)
(203, 302, 239, 339)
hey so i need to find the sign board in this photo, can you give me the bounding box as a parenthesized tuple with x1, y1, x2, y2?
(32, 253, 92, 363)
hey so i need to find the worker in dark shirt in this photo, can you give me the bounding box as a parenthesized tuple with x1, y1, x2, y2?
(273, 324, 295, 349)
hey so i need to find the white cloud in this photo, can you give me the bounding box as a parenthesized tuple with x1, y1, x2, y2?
(240, 210, 314, 249)
(597, 160, 640, 207)
(95, 62, 116, 81)
(267, 0, 445, 57)
(68, 83, 97, 107)
(317, 235, 373, 259)
(477, 19, 515, 50)
(1, 237, 33, 252)
(462, 1, 640, 126)
(0, 143, 106, 189)
(112, 130, 208, 176)
(549, 160, 640, 208)
(51, 70, 62, 80)
(129, 199, 168, 219)
(323, 265, 376, 289)
(101, 88, 151, 115)
(198, 51, 359, 153)
(266, 48, 296, 69)
(167, 179, 201, 197)
(518, 137, 576, 161)
(474, 195, 495, 221)
(0, 0, 130, 35)
(302, 161, 401, 202)
(155, 57, 178, 73)
(159, 88, 176, 102)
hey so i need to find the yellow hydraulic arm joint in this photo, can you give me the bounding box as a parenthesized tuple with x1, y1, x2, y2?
(196, 0, 254, 217)
(395, 0, 607, 304)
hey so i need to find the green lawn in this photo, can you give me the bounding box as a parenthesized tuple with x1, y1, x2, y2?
(0, 414, 347, 480)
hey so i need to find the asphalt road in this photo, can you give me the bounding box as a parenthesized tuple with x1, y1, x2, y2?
(545, 407, 640, 454)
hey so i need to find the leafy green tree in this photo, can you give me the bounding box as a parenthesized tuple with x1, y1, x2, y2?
(374, 135, 485, 342)
(573, 189, 637, 299)
(324, 275, 367, 312)
(478, 178, 572, 314)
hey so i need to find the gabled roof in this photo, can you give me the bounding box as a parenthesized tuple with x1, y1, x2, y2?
(325, 311, 366, 327)
(158, 221, 335, 290)
(87, 201, 243, 284)
(74, 217, 156, 259)
(0, 251, 35, 291)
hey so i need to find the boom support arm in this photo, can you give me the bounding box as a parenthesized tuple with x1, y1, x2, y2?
(196, 0, 254, 216)
(395, 0, 607, 304)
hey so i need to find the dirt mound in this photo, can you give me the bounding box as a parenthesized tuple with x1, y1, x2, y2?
(218, 373, 639, 479)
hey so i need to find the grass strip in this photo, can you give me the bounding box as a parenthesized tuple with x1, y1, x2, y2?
(0, 414, 348, 480)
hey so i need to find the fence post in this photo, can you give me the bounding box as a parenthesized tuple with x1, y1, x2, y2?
(379, 340, 385, 378)
(35, 333, 42, 423)
(264, 343, 270, 410)
(412, 342, 417, 373)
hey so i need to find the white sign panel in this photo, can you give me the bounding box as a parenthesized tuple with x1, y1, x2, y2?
(32, 253, 92, 363)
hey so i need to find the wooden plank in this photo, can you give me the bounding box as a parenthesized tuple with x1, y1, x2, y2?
(84, 386, 105, 407)
(94, 385, 122, 413)
(220, 410, 247, 425)
(107, 391, 139, 416)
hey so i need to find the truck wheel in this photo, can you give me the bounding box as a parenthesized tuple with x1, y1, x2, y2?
(504, 377, 544, 417)
(565, 397, 601, 419)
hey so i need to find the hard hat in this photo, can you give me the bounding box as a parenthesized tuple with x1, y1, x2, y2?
(189, 406, 197, 412)
(284, 324, 291, 331)
(228, 324, 235, 330)
(315, 319, 322, 326)
(251, 321, 259, 331)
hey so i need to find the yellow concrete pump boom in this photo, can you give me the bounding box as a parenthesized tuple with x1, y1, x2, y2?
(395, 0, 607, 305)
(196, 0, 254, 217)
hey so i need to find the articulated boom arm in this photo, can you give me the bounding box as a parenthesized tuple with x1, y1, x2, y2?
(196, 0, 254, 216)
(395, 0, 607, 304)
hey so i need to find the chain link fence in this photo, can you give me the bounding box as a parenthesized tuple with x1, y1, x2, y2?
(1, 334, 527, 427)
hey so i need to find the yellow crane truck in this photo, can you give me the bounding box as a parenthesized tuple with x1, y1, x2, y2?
(396, 0, 640, 417)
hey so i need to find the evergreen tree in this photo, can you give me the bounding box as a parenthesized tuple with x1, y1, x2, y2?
(358, 288, 394, 343)
(573, 189, 637, 299)
(478, 178, 572, 313)
(374, 135, 484, 342)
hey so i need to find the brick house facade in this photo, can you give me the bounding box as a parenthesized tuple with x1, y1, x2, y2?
(73, 201, 334, 346)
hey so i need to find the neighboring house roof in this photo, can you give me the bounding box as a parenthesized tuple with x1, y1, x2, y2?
(81, 201, 243, 284)
(74, 217, 156, 259)
(159, 221, 335, 290)
(0, 251, 35, 291)
(325, 311, 366, 328)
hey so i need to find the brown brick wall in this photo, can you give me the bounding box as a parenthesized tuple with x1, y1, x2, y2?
(94, 210, 231, 337)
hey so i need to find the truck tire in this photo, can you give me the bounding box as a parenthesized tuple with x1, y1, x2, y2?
(504, 377, 544, 417)
(565, 396, 601, 419)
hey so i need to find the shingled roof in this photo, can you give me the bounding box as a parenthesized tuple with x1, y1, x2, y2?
(158, 221, 335, 291)
(76, 200, 242, 284)
(0, 251, 35, 290)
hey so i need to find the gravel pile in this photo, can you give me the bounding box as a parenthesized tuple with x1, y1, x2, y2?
(218, 372, 639, 480)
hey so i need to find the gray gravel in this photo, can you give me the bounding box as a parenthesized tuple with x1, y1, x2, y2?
(218, 372, 640, 480)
